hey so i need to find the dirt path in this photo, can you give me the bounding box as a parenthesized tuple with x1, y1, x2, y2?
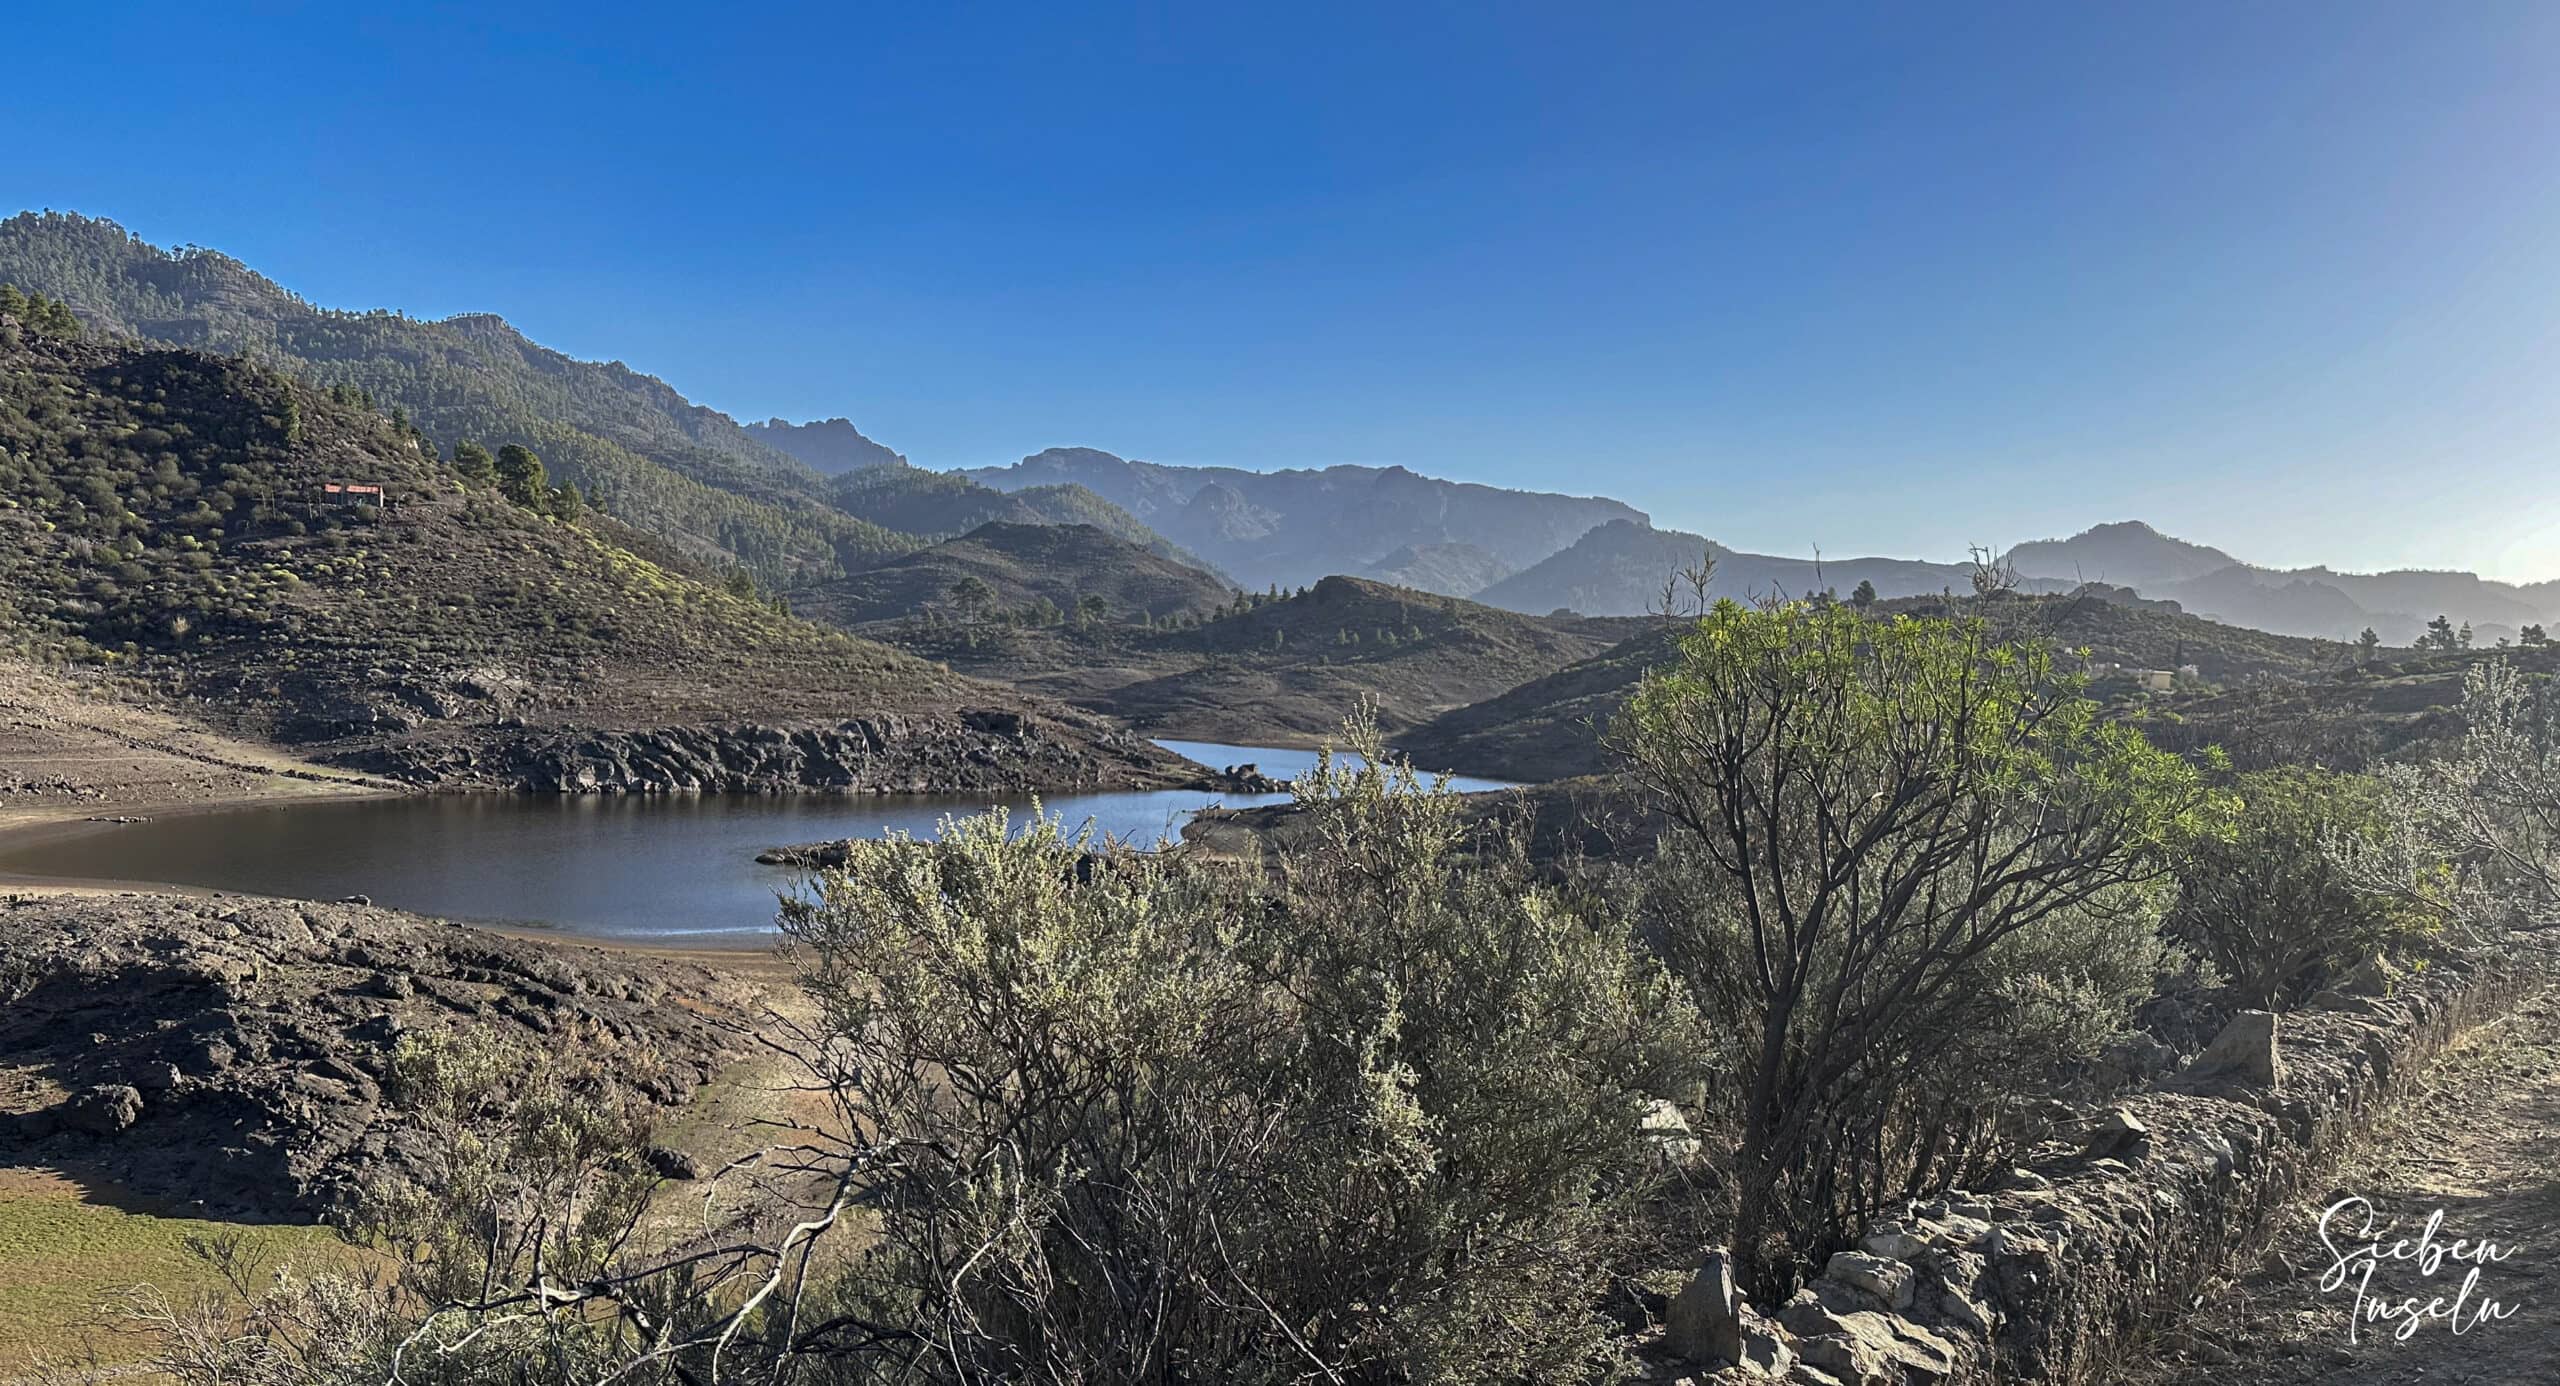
(2108, 984, 2560, 1384)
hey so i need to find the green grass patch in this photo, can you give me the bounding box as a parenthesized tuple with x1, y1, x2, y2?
(0, 1180, 340, 1369)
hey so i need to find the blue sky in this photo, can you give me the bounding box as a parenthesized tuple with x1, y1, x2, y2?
(9, 2, 2560, 578)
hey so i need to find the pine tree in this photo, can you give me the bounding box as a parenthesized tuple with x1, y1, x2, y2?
(453, 442, 498, 488)
(495, 444, 550, 510)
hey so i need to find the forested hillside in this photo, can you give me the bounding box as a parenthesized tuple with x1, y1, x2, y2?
(0, 212, 915, 585)
(0, 309, 1181, 790)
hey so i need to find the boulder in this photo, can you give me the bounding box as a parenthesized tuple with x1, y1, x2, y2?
(647, 1145, 705, 1180)
(2085, 1106, 2150, 1156)
(2339, 953, 2400, 998)
(2182, 1009, 2283, 1093)
(1666, 1249, 1745, 1364)
(1859, 1224, 1930, 1260)
(1783, 1302, 1958, 1385)
(64, 1083, 144, 1135)
(1824, 1251, 1916, 1311)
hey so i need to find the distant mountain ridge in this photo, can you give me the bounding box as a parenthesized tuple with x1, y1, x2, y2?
(1472, 520, 2077, 618)
(815, 461, 1213, 571)
(2001, 520, 2560, 644)
(960, 447, 1647, 592)
(1358, 542, 1517, 598)
(746, 416, 907, 473)
(12, 212, 2551, 647)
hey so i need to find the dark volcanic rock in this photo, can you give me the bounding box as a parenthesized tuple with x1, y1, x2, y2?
(647, 1145, 705, 1180)
(0, 894, 760, 1218)
(64, 1083, 144, 1135)
(345, 713, 1189, 796)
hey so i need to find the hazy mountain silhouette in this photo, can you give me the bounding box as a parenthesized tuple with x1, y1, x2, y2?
(746, 416, 908, 473)
(2004, 521, 2559, 643)
(1474, 520, 2072, 617)
(960, 448, 1646, 592)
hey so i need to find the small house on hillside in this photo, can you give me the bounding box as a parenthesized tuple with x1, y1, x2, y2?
(320, 481, 385, 508)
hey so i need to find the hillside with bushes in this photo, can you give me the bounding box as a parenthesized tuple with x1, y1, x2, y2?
(819, 462, 1210, 568)
(790, 522, 1236, 629)
(1400, 588, 2351, 780)
(841, 565, 1646, 747)
(0, 212, 916, 585)
(0, 310, 1183, 790)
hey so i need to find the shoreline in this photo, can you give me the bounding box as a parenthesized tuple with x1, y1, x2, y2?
(0, 730, 1530, 956)
(0, 781, 799, 959)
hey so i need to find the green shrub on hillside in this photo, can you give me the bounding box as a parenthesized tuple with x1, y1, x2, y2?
(2166, 767, 2433, 1007)
(1621, 601, 2229, 1298)
(772, 724, 1698, 1382)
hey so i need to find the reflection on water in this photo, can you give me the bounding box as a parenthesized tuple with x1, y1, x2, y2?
(1, 740, 1511, 941)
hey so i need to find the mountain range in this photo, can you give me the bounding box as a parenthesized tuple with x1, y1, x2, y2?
(745, 416, 908, 473)
(6, 210, 2555, 655)
(959, 448, 1647, 593)
(2000, 520, 2559, 645)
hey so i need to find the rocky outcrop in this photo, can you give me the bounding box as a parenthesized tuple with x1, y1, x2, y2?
(1657, 944, 2542, 1384)
(0, 893, 760, 1219)
(342, 711, 1193, 795)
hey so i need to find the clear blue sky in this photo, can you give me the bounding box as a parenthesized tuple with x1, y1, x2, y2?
(10, 2, 2560, 578)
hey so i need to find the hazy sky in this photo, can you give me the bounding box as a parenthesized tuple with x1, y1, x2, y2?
(11, 3, 2560, 579)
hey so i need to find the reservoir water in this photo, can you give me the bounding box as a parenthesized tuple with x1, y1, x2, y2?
(0, 740, 1512, 942)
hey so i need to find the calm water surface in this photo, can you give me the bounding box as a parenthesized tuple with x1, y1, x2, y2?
(1, 741, 1511, 941)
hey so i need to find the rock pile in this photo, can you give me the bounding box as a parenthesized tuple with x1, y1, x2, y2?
(0, 893, 761, 1218)
(343, 714, 1189, 795)
(1651, 945, 2539, 1384)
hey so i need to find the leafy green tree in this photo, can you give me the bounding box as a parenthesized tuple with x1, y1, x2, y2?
(494, 444, 549, 511)
(2524, 624, 2549, 647)
(1623, 602, 2226, 1296)
(1075, 592, 1109, 627)
(2425, 614, 2459, 650)
(452, 441, 498, 488)
(2357, 626, 2382, 664)
(1851, 578, 1877, 611)
(550, 481, 584, 522)
(2460, 620, 2475, 649)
